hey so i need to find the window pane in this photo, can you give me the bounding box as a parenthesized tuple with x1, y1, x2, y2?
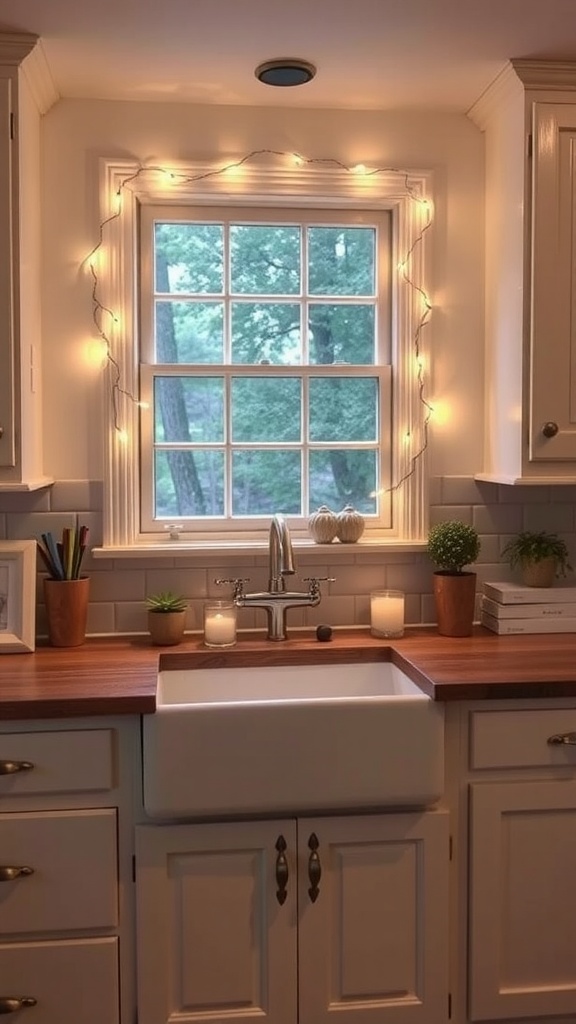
(155, 301, 224, 362)
(230, 225, 300, 294)
(231, 303, 301, 364)
(309, 450, 377, 515)
(231, 377, 301, 442)
(308, 227, 375, 296)
(308, 304, 375, 365)
(155, 450, 224, 517)
(232, 450, 301, 515)
(154, 222, 223, 293)
(309, 378, 377, 442)
(154, 377, 224, 442)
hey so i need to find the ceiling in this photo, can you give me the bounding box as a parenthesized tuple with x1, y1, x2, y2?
(2, 0, 576, 114)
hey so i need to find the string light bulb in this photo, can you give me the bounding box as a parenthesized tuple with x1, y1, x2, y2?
(86, 148, 433, 493)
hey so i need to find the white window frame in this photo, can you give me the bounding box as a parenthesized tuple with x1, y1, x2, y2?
(95, 158, 432, 555)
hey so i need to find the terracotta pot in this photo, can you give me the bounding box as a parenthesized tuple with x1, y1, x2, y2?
(521, 558, 556, 588)
(148, 610, 186, 646)
(43, 577, 90, 648)
(433, 571, 477, 637)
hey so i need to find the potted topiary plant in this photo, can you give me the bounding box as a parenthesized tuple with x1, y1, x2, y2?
(427, 520, 481, 636)
(501, 531, 573, 588)
(146, 591, 188, 646)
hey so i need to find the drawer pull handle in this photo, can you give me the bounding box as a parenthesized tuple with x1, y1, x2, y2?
(548, 732, 576, 745)
(307, 832, 322, 903)
(0, 997, 37, 1013)
(0, 866, 33, 882)
(0, 761, 34, 775)
(275, 834, 289, 905)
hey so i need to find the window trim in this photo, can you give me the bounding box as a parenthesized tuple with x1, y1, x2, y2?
(95, 157, 432, 554)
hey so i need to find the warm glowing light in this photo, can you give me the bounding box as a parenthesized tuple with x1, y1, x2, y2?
(116, 428, 129, 444)
(85, 340, 109, 369)
(137, 400, 150, 410)
(428, 399, 449, 426)
(223, 163, 242, 178)
(292, 153, 304, 166)
(352, 163, 367, 175)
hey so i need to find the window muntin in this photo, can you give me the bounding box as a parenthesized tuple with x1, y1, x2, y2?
(139, 205, 391, 531)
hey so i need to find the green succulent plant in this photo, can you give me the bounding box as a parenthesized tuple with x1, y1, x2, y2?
(501, 531, 572, 578)
(427, 520, 481, 574)
(146, 591, 188, 613)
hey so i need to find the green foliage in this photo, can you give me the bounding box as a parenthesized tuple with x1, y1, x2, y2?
(152, 218, 381, 517)
(427, 521, 481, 574)
(146, 591, 188, 613)
(501, 531, 572, 577)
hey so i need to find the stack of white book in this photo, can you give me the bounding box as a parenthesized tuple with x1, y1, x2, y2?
(480, 581, 576, 634)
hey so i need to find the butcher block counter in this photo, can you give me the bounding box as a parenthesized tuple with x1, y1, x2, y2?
(2, 626, 576, 719)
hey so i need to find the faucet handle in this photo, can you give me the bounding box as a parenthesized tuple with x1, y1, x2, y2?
(304, 576, 336, 597)
(215, 577, 249, 598)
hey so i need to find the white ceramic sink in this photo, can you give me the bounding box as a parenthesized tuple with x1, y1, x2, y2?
(142, 659, 444, 818)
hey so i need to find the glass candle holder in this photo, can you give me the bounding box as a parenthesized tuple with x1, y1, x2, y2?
(370, 590, 405, 638)
(203, 600, 237, 648)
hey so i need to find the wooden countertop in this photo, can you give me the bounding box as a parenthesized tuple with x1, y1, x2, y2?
(2, 627, 576, 719)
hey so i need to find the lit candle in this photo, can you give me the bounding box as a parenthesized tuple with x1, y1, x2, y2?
(370, 590, 405, 638)
(204, 602, 237, 647)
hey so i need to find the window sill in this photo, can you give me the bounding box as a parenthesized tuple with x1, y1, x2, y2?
(92, 538, 428, 560)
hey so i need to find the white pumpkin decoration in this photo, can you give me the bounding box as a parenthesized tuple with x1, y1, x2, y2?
(336, 504, 365, 543)
(308, 505, 338, 543)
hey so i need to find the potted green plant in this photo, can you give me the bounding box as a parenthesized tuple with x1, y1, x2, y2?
(501, 531, 573, 588)
(427, 520, 481, 636)
(146, 591, 188, 646)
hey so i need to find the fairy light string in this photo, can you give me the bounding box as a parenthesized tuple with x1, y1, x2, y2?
(86, 147, 434, 490)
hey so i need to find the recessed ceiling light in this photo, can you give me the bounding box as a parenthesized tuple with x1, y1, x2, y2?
(255, 58, 317, 88)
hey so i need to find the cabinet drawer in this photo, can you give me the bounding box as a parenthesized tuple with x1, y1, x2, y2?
(470, 709, 576, 770)
(0, 937, 119, 1024)
(0, 809, 118, 934)
(0, 729, 114, 797)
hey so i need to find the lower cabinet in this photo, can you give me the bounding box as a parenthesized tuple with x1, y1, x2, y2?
(0, 719, 140, 1024)
(458, 703, 576, 1024)
(135, 810, 449, 1024)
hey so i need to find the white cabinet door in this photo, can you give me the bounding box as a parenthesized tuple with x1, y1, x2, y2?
(135, 820, 297, 1024)
(298, 812, 450, 1024)
(530, 102, 576, 463)
(469, 779, 576, 1020)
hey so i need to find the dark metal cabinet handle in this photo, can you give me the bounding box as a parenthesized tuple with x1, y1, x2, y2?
(542, 421, 559, 438)
(307, 832, 322, 903)
(0, 997, 37, 1014)
(275, 835, 289, 905)
(0, 761, 34, 775)
(0, 866, 34, 882)
(548, 732, 576, 745)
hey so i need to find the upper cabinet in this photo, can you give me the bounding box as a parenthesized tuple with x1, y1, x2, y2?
(0, 33, 52, 490)
(470, 60, 576, 484)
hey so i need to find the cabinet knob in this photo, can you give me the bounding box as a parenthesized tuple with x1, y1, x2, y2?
(0, 866, 34, 882)
(542, 421, 559, 438)
(0, 426, 3, 440)
(0, 761, 34, 775)
(0, 997, 37, 1014)
(548, 731, 576, 745)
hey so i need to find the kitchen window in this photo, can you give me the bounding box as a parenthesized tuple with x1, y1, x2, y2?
(139, 206, 391, 533)
(96, 158, 431, 553)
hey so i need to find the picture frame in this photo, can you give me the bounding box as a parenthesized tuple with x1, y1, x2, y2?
(0, 540, 36, 653)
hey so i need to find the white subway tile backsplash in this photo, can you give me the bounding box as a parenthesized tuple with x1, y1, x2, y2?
(2, 475, 575, 638)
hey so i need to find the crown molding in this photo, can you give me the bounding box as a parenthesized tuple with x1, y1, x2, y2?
(467, 62, 523, 130)
(0, 31, 38, 65)
(511, 58, 576, 91)
(21, 39, 59, 114)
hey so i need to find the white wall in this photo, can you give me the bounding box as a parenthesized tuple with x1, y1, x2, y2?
(40, 98, 485, 481)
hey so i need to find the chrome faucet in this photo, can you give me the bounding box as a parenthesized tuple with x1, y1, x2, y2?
(217, 514, 334, 641)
